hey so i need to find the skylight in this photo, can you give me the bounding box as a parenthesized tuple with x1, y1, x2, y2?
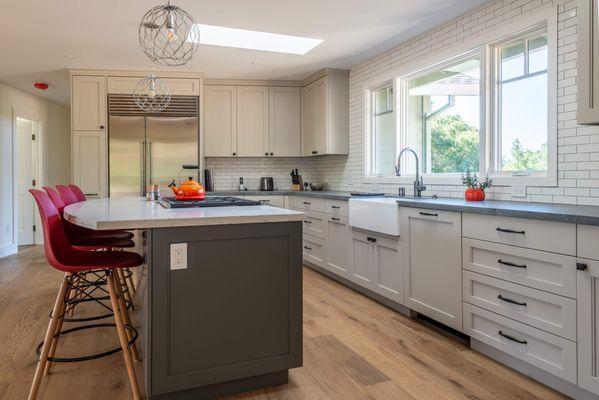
(189, 24, 323, 55)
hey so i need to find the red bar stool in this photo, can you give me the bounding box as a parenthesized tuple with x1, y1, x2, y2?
(28, 189, 142, 400)
(68, 184, 87, 202)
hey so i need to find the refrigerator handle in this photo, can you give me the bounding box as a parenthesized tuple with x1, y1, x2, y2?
(147, 141, 153, 187)
(141, 140, 146, 196)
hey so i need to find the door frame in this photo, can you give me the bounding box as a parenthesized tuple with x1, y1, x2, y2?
(12, 107, 44, 247)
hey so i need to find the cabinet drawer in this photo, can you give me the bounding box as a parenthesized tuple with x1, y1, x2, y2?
(463, 238, 576, 298)
(325, 199, 348, 216)
(463, 303, 577, 383)
(351, 229, 399, 250)
(462, 271, 576, 340)
(289, 196, 325, 213)
(303, 211, 327, 239)
(303, 234, 326, 267)
(577, 224, 599, 260)
(243, 195, 285, 208)
(462, 214, 575, 256)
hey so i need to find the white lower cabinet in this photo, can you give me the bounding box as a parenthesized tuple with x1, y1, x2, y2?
(325, 215, 350, 277)
(401, 208, 462, 331)
(303, 234, 326, 268)
(243, 195, 285, 207)
(577, 257, 599, 396)
(350, 229, 403, 304)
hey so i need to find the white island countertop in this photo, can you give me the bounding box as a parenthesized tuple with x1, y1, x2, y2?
(64, 197, 305, 230)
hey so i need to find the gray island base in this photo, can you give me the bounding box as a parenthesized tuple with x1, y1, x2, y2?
(63, 198, 304, 399)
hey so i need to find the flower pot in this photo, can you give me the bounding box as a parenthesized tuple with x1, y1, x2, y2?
(465, 188, 485, 201)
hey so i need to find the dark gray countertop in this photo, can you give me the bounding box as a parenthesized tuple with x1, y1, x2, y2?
(208, 190, 599, 225)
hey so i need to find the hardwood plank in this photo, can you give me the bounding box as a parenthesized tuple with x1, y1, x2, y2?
(0, 246, 569, 400)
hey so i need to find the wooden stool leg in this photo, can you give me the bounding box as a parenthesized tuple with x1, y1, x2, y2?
(43, 281, 72, 375)
(28, 274, 69, 400)
(114, 269, 140, 361)
(118, 269, 134, 310)
(125, 268, 136, 295)
(107, 271, 141, 400)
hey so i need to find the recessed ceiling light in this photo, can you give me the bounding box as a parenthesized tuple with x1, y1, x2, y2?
(189, 24, 323, 55)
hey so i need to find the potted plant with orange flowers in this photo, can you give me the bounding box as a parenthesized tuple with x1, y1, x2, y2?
(461, 170, 492, 201)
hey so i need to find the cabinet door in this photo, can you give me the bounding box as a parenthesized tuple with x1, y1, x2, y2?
(204, 85, 237, 157)
(237, 86, 269, 157)
(372, 236, 403, 304)
(72, 76, 106, 131)
(350, 230, 375, 287)
(578, 0, 599, 124)
(72, 131, 107, 198)
(301, 83, 316, 156)
(577, 258, 599, 396)
(402, 208, 462, 331)
(269, 87, 300, 157)
(302, 77, 327, 156)
(326, 216, 350, 277)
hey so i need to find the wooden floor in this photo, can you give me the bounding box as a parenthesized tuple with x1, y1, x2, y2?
(0, 246, 568, 400)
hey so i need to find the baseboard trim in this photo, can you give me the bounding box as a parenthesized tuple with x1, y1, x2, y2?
(471, 339, 596, 400)
(303, 261, 414, 318)
(0, 244, 17, 259)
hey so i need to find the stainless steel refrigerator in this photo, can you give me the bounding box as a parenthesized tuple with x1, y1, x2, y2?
(108, 95, 199, 197)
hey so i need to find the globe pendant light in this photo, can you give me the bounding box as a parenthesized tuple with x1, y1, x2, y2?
(138, 0, 199, 66)
(134, 70, 171, 112)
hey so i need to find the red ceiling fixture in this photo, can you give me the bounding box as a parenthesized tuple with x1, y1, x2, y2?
(34, 82, 49, 90)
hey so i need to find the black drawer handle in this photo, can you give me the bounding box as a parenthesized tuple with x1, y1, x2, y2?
(303, 245, 312, 251)
(260, 199, 270, 203)
(577, 262, 588, 271)
(331, 205, 341, 209)
(497, 295, 527, 306)
(303, 201, 311, 205)
(331, 217, 340, 221)
(497, 259, 527, 269)
(84, 193, 98, 196)
(304, 220, 312, 224)
(419, 212, 438, 217)
(312, 150, 318, 155)
(498, 330, 527, 344)
(366, 236, 377, 243)
(496, 227, 526, 235)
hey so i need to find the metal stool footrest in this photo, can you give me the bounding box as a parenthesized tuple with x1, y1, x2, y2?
(35, 323, 138, 362)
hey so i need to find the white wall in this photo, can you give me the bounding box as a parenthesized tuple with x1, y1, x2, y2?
(317, 0, 599, 205)
(0, 82, 70, 258)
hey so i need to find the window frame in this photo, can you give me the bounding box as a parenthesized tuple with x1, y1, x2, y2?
(487, 24, 557, 186)
(362, 7, 557, 187)
(368, 83, 396, 177)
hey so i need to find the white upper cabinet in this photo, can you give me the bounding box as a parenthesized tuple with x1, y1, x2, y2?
(578, 0, 599, 124)
(301, 72, 349, 156)
(237, 86, 269, 157)
(204, 85, 238, 157)
(107, 77, 200, 95)
(269, 87, 301, 157)
(72, 75, 107, 131)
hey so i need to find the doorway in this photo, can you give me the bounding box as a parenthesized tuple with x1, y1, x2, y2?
(15, 117, 41, 246)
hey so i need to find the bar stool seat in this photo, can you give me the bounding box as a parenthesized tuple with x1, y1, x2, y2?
(28, 189, 142, 400)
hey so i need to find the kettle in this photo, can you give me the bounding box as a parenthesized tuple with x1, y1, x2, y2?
(169, 177, 206, 200)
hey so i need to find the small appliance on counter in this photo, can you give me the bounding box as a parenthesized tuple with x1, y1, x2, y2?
(204, 169, 214, 192)
(260, 177, 274, 191)
(158, 196, 260, 209)
(239, 177, 247, 191)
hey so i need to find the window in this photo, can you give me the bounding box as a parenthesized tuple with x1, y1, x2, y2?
(370, 85, 395, 175)
(405, 56, 481, 174)
(493, 31, 548, 174)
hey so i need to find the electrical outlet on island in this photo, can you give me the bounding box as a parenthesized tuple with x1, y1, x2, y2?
(170, 243, 187, 270)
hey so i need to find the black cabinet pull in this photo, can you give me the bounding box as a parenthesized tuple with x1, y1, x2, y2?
(331, 205, 341, 209)
(260, 199, 270, 203)
(303, 245, 312, 251)
(331, 217, 340, 222)
(497, 259, 527, 269)
(100, 125, 105, 129)
(366, 236, 377, 243)
(270, 152, 274, 156)
(265, 152, 269, 156)
(303, 201, 311, 205)
(498, 330, 527, 344)
(312, 150, 318, 155)
(232, 152, 237, 156)
(419, 211, 438, 217)
(577, 262, 588, 271)
(496, 227, 525, 235)
(497, 295, 527, 306)
(304, 220, 312, 224)
(84, 193, 98, 196)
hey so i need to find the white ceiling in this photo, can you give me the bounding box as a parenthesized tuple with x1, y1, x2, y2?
(0, 0, 489, 105)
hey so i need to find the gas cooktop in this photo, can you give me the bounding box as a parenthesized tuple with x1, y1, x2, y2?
(158, 196, 261, 209)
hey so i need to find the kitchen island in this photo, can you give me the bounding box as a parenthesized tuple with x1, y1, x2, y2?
(64, 197, 304, 400)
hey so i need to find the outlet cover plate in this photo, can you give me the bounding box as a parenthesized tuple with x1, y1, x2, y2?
(170, 243, 187, 270)
(512, 185, 527, 198)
